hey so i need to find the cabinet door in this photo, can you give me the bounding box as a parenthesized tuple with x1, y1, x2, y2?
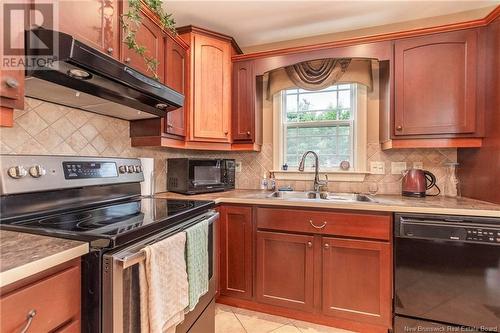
(256, 231, 315, 312)
(322, 237, 391, 326)
(192, 34, 232, 142)
(121, 9, 165, 80)
(394, 30, 478, 136)
(57, 0, 120, 58)
(165, 35, 186, 137)
(232, 61, 255, 142)
(219, 206, 253, 299)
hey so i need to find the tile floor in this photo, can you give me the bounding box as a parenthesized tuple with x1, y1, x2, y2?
(215, 304, 355, 333)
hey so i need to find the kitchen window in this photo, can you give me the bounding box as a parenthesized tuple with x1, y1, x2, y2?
(273, 82, 367, 180)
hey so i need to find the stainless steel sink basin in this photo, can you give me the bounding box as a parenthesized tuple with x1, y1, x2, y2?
(265, 191, 377, 203)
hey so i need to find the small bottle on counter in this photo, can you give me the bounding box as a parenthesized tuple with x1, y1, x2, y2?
(260, 173, 268, 190)
(267, 172, 276, 191)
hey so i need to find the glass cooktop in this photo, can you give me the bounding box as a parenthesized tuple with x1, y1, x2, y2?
(2, 198, 214, 247)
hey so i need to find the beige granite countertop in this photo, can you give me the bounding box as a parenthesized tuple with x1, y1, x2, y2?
(156, 190, 500, 218)
(0, 230, 89, 288)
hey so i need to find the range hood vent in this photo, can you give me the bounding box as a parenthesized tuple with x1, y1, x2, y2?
(25, 28, 184, 120)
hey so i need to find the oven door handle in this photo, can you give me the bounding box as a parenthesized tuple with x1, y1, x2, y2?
(117, 211, 219, 269)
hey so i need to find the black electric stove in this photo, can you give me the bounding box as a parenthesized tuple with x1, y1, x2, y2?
(2, 197, 213, 248)
(0, 154, 217, 333)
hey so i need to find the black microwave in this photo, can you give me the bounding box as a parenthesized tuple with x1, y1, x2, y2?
(167, 158, 235, 194)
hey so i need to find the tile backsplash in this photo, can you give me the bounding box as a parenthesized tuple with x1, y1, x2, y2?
(0, 98, 457, 195)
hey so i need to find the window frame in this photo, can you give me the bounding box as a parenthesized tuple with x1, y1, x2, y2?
(281, 84, 357, 171)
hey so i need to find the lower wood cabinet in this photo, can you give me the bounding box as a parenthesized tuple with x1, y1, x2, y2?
(322, 237, 391, 326)
(218, 205, 393, 332)
(0, 261, 81, 333)
(219, 205, 253, 299)
(256, 231, 315, 312)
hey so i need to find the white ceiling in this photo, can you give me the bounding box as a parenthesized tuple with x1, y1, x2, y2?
(164, 1, 498, 48)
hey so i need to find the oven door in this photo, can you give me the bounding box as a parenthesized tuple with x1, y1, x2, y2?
(102, 211, 219, 333)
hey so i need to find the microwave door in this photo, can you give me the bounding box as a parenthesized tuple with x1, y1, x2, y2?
(189, 161, 224, 187)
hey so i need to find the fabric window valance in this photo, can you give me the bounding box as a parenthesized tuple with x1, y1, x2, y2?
(266, 58, 373, 100)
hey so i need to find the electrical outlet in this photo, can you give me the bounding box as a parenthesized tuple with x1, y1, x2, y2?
(413, 162, 424, 170)
(391, 162, 407, 175)
(235, 161, 242, 173)
(370, 161, 385, 175)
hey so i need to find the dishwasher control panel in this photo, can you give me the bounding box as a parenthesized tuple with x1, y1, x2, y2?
(466, 228, 500, 243)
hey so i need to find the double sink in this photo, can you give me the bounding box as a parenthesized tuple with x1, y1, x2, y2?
(262, 191, 377, 203)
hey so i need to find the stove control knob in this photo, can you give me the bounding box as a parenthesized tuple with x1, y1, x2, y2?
(127, 165, 135, 173)
(118, 165, 127, 174)
(7, 166, 28, 179)
(135, 165, 142, 173)
(29, 165, 46, 178)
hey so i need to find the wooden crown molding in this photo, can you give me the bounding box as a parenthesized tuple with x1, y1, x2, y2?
(177, 25, 243, 54)
(233, 5, 500, 61)
(139, 1, 190, 50)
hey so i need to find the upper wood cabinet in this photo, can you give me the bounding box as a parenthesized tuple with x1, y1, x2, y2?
(322, 237, 391, 327)
(121, 5, 165, 81)
(256, 231, 315, 312)
(165, 35, 187, 137)
(393, 30, 479, 137)
(232, 60, 256, 142)
(180, 27, 233, 143)
(219, 205, 254, 300)
(57, 0, 120, 58)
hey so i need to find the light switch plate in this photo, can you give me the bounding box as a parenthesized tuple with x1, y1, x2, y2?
(391, 162, 407, 175)
(413, 162, 424, 170)
(235, 161, 242, 173)
(370, 161, 385, 175)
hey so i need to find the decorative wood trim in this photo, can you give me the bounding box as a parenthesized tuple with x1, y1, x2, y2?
(216, 297, 389, 333)
(130, 136, 261, 151)
(177, 25, 243, 54)
(381, 138, 483, 150)
(0, 107, 14, 127)
(139, 1, 190, 50)
(233, 5, 500, 61)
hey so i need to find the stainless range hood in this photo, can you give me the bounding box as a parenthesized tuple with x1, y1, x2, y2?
(25, 28, 184, 120)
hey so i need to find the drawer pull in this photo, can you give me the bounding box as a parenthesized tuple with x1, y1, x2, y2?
(5, 77, 19, 88)
(324, 243, 330, 250)
(19, 310, 36, 333)
(307, 241, 312, 248)
(309, 220, 327, 229)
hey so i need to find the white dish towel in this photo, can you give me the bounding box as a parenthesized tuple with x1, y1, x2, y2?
(139, 232, 189, 333)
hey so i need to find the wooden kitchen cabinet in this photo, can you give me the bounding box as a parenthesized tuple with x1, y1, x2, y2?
(219, 205, 254, 299)
(164, 34, 187, 137)
(179, 26, 234, 143)
(0, 261, 81, 333)
(232, 60, 258, 142)
(121, 4, 165, 81)
(256, 231, 315, 311)
(322, 238, 391, 327)
(393, 29, 479, 137)
(57, 0, 120, 58)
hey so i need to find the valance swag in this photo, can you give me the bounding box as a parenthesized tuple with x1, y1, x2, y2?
(266, 58, 373, 100)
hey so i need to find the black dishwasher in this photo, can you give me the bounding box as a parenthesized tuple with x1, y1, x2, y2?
(394, 213, 500, 332)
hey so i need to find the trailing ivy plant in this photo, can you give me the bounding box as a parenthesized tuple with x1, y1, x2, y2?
(121, 0, 177, 80)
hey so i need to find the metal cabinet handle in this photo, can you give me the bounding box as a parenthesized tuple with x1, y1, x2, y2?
(107, 47, 114, 54)
(167, 122, 173, 128)
(396, 125, 403, 131)
(309, 220, 327, 229)
(124, 57, 131, 64)
(246, 131, 251, 136)
(224, 131, 228, 135)
(5, 77, 19, 88)
(307, 241, 312, 248)
(19, 310, 36, 333)
(324, 243, 330, 250)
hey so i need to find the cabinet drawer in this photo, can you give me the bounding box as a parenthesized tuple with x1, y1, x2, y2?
(0, 265, 80, 333)
(256, 208, 391, 241)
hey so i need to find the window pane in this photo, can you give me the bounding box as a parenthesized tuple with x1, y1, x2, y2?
(338, 89, 351, 108)
(282, 84, 355, 169)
